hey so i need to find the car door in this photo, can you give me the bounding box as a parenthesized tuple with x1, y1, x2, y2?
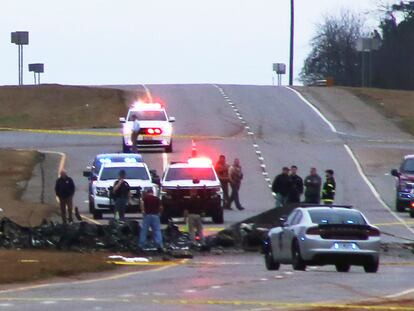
(279, 211, 299, 261)
(284, 210, 303, 262)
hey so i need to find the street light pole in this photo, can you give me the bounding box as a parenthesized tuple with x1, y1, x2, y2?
(289, 0, 295, 86)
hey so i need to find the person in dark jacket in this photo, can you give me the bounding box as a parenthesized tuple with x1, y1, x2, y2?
(322, 169, 336, 204)
(288, 165, 303, 203)
(304, 167, 322, 204)
(215, 155, 230, 209)
(272, 167, 292, 208)
(112, 170, 130, 220)
(55, 169, 75, 224)
(228, 158, 244, 210)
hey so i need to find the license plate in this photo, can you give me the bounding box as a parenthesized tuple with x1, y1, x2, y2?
(332, 242, 358, 250)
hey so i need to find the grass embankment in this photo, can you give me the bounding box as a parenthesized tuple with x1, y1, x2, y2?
(0, 250, 116, 284)
(0, 149, 55, 227)
(346, 87, 414, 136)
(0, 84, 138, 129)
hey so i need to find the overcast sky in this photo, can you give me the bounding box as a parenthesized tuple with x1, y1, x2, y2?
(1, 0, 393, 86)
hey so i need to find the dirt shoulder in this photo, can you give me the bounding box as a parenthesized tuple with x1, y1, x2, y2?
(0, 84, 139, 129)
(0, 149, 57, 227)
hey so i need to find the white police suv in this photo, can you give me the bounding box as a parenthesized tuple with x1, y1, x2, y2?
(160, 157, 224, 224)
(84, 156, 159, 219)
(120, 102, 175, 153)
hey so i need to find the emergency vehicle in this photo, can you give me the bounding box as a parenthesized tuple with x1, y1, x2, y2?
(83, 154, 159, 219)
(160, 154, 224, 224)
(119, 102, 175, 153)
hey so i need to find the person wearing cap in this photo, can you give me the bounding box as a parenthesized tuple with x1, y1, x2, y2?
(322, 169, 336, 205)
(55, 169, 75, 224)
(130, 114, 140, 153)
(272, 167, 292, 208)
(215, 155, 230, 209)
(139, 188, 163, 251)
(112, 170, 130, 220)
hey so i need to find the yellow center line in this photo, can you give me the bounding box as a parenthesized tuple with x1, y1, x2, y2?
(374, 221, 414, 227)
(0, 127, 238, 140)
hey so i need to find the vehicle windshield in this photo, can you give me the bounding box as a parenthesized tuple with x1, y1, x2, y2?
(100, 167, 149, 181)
(402, 158, 414, 174)
(165, 167, 216, 181)
(309, 209, 366, 225)
(128, 110, 167, 121)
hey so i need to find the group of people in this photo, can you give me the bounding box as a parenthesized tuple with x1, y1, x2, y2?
(272, 166, 336, 207)
(214, 155, 245, 211)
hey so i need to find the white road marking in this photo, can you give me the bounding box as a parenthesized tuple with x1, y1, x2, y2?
(41, 301, 56, 304)
(344, 144, 414, 235)
(184, 289, 196, 293)
(287, 87, 414, 236)
(274, 275, 284, 279)
(210, 285, 221, 289)
(0, 303, 13, 307)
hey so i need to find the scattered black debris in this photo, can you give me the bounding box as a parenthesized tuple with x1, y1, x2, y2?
(0, 218, 236, 257)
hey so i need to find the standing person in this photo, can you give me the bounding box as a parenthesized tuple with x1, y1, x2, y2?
(321, 169, 336, 205)
(112, 170, 130, 220)
(184, 189, 205, 245)
(288, 165, 304, 204)
(228, 158, 245, 211)
(215, 155, 230, 209)
(55, 169, 75, 224)
(272, 167, 291, 208)
(139, 188, 163, 251)
(304, 167, 322, 204)
(130, 114, 140, 153)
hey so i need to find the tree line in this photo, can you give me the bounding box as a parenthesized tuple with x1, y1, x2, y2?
(300, 1, 414, 90)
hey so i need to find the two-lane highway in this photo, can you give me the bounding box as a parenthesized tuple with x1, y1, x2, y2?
(1, 84, 414, 310)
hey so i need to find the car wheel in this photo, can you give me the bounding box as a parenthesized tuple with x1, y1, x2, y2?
(122, 138, 130, 153)
(396, 199, 405, 212)
(93, 210, 103, 220)
(364, 257, 379, 273)
(212, 209, 224, 224)
(165, 141, 173, 153)
(291, 241, 306, 271)
(335, 263, 351, 272)
(264, 248, 280, 271)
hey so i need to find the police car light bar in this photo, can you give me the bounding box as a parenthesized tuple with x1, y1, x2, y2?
(132, 101, 163, 110)
(188, 157, 213, 166)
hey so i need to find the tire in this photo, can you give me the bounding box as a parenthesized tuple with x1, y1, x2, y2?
(264, 248, 280, 271)
(122, 139, 130, 153)
(396, 199, 405, 212)
(93, 210, 103, 220)
(165, 140, 173, 153)
(212, 209, 224, 224)
(335, 263, 351, 272)
(291, 241, 306, 271)
(364, 257, 379, 273)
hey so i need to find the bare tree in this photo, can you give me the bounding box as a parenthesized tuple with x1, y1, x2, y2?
(300, 10, 366, 86)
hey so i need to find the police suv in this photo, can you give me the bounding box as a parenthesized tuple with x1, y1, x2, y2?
(391, 154, 414, 216)
(160, 157, 224, 224)
(83, 154, 159, 219)
(119, 102, 175, 153)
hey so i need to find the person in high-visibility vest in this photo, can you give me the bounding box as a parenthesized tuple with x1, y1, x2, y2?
(321, 169, 336, 205)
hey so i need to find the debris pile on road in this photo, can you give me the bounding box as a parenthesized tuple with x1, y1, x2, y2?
(0, 218, 238, 257)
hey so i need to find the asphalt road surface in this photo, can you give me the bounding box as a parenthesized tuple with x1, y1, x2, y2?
(1, 84, 414, 310)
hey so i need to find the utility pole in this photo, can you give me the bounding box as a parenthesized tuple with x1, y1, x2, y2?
(289, 0, 295, 86)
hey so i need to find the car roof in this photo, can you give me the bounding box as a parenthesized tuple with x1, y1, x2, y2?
(298, 206, 360, 213)
(167, 163, 213, 169)
(96, 153, 143, 162)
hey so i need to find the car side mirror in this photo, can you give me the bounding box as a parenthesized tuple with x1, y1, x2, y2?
(119, 117, 126, 123)
(391, 169, 400, 177)
(168, 116, 176, 123)
(83, 171, 91, 178)
(279, 216, 287, 227)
